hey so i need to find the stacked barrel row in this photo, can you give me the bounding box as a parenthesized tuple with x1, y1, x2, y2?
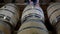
(18, 5, 49, 34)
(47, 3, 60, 34)
(0, 3, 19, 34)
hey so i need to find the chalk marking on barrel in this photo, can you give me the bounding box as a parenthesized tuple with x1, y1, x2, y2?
(0, 14, 11, 21)
(0, 14, 10, 22)
(0, 14, 15, 26)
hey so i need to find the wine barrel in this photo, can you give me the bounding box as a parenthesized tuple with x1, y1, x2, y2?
(18, 4, 49, 34)
(47, 3, 60, 25)
(47, 3, 60, 34)
(21, 5, 44, 23)
(0, 20, 11, 34)
(0, 3, 19, 27)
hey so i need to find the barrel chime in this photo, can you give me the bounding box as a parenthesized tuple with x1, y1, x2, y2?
(0, 3, 19, 34)
(47, 3, 60, 34)
(18, 4, 49, 34)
